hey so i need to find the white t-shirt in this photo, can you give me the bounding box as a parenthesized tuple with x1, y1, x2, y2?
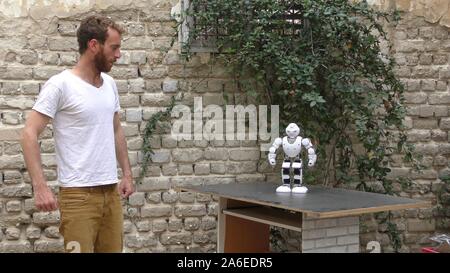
(32, 69, 120, 187)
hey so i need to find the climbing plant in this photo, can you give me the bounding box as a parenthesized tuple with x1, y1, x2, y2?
(180, 0, 423, 252)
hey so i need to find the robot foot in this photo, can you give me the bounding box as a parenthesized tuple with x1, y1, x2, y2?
(292, 186, 308, 194)
(276, 185, 291, 193)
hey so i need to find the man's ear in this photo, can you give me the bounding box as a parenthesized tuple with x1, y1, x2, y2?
(87, 39, 100, 53)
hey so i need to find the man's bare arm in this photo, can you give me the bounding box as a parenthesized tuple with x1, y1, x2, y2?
(20, 110, 58, 211)
(113, 112, 134, 198)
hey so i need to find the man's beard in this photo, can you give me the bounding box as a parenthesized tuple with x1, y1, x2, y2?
(94, 49, 112, 73)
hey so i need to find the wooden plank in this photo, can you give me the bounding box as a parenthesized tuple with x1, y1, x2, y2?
(224, 215, 270, 253)
(217, 197, 226, 253)
(177, 182, 431, 218)
(223, 206, 302, 232)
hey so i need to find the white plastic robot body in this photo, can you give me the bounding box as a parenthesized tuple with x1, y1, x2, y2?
(282, 136, 302, 158)
(268, 123, 317, 194)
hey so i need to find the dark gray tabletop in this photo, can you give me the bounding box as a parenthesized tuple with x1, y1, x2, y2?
(179, 182, 431, 218)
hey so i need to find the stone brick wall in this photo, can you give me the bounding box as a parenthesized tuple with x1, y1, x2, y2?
(0, 0, 449, 253)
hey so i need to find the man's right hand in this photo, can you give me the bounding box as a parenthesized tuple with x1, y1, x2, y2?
(34, 185, 58, 211)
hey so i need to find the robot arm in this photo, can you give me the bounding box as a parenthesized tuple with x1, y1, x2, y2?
(268, 137, 282, 166)
(301, 138, 317, 167)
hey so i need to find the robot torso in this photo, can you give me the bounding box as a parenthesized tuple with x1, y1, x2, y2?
(282, 136, 302, 158)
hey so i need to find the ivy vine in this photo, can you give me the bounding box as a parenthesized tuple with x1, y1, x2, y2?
(139, 95, 178, 184)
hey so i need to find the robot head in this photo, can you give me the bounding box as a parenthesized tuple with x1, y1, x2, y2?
(286, 123, 300, 138)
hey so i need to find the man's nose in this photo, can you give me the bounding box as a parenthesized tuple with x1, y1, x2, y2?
(115, 50, 121, 59)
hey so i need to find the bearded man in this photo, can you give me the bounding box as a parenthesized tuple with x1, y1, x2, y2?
(21, 15, 134, 253)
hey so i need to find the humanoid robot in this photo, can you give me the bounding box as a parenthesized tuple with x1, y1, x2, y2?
(268, 123, 317, 193)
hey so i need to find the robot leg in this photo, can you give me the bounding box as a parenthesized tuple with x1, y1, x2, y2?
(276, 160, 292, 193)
(292, 159, 302, 186)
(292, 159, 308, 194)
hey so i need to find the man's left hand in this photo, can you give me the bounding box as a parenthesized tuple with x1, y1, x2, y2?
(118, 177, 134, 198)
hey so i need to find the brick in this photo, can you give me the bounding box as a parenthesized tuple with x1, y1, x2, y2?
(6, 200, 21, 212)
(406, 129, 430, 142)
(0, 185, 32, 198)
(162, 163, 177, 176)
(163, 78, 178, 93)
(141, 93, 172, 106)
(122, 36, 153, 50)
(429, 93, 450, 104)
(162, 191, 178, 204)
(128, 78, 145, 93)
(32, 212, 60, 226)
(412, 67, 438, 78)
(140, 66, 168, 79)
(404, 92, 427, 104)
(125, 234, 157, 248)
(125, 108, 142, 122)
(33, 66, 63, 80)
(48, 37, 77, 51)
(0, 128, 22, 141)
(433, 54, 448, 65)
(153, 219, 168, 232)
(168, 218, 183, 232)
(174, 204, 206, 217)
(137, 220, 152, 232)
(229, 149, 260, 161)
(225, 161, 257, 174)
(326, 226, 348, 237)
(26, 226, 41, 239)
(193, 232, 211, 244)
(0, 66, 33, 80)
(178, 164, 193, 175)
(337, 235, 359, 245)
(210, 163, 226, 174)
(162, 135, 177, 148)
(440, 118, 450, 129)
(19, 50, 38, 65)
(170, 177, 204, 187)
(44, 226, 61, 239)
(5, 227, 20, 240)
(414, 118, 438, 129)
(415, 105, 448, 117)
(146, 192, 161, 203)
(337, 216, 359, 226)
(149, 150, 171, 163)
(137, 177, 170, 192)
(141, 204, 172, 217)
(196, 193, 211, 203)
(208, 203, 219, 215)
(108, 67, 139, 79)
(194, 163, 210, 175)
(302, 229, 326, 240)
(130, 51, 147, 64)
(315, 237, 337, 248)
(24, 198, 36, 215)
(59, 53, 77, 65)
(407, 219, 435, 232)
(172, 149, 203, 163)
(125, 22, 145, 36)
(128, 192, 145, 207)
(160, 232, 192, 245)
(418, 53, 432, 65)
(179, 192, 196, 203)
(0, 241, 32, 253)
(236, 174, 265, 183)
(184, 217, 200, 231)
(347, 244, 360, 253)
(201, 216, 216, 231)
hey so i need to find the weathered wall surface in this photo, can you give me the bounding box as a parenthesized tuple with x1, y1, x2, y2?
(0, 0, 449, 253)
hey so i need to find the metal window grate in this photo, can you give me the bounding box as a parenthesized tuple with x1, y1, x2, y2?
(180, 0, 306, 53)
